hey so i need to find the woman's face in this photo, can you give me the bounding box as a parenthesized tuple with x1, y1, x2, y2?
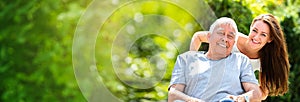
(247, 20, 272, 51)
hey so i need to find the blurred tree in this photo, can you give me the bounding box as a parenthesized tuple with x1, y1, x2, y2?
(0, 0, 90, 101)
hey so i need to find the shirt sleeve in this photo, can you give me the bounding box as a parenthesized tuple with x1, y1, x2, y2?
(240, 56, 259, 85)
(169, 55, 186, 89)
(249, 59, 261, 71)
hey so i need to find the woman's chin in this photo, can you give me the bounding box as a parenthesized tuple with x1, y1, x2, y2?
(247, 42, 262, 50)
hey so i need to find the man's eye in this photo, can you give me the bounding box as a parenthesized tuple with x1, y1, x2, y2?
(227, 35, 234, 39)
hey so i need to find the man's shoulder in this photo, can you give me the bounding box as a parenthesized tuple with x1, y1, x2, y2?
(230, 52, 249, 59)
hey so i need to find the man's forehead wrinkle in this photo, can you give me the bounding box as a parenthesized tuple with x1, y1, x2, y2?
(215, 27, 224, 31)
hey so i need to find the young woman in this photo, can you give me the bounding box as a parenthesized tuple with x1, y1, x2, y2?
(189, 14, 290, 99)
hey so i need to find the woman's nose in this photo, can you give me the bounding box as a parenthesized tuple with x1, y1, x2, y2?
(253, 34, 260, 39)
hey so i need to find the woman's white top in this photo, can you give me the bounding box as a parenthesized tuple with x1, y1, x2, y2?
(232, 32, 261, 71)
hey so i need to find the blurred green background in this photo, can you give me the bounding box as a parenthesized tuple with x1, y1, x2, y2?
(1, 0, 300, 102)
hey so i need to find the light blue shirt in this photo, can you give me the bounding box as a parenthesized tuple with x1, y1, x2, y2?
(169, 51, 258, 102)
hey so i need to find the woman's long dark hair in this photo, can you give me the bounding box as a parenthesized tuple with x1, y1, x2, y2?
(252, 14, 290, 96)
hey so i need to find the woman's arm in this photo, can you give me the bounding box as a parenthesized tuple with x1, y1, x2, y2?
(227, 82, 262, 102)
(242, 82, 262, 102)
(236, 32, 248, 45)
(189, 31, 209, 51)
(260, 86, 269, 100)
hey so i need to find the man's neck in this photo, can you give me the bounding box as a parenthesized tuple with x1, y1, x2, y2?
(205, 51, 229, 60)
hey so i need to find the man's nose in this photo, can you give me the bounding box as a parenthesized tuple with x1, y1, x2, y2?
(221, 37, 228, 42)
(222, 34, 229, 42)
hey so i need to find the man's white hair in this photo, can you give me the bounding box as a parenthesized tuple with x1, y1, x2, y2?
(209, 17, 238, 34)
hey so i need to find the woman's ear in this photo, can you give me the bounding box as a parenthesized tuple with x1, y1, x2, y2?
(267, 39, 272, 43)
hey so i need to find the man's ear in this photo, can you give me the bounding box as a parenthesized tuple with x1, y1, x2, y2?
(207, 32, 211, 41)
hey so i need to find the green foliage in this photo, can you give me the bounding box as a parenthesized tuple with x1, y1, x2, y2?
(0, 0, 90, 101)
(94, 1, 196, 101)
(1, 0, 300, 102)
(206, 0, 253, 34)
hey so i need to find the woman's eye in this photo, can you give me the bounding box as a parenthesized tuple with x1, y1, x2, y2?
(252, 29, 258, 33)
(261, 34, 267, 37)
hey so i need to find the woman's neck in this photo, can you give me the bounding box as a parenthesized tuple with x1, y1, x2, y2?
(239, 41, 259, 59)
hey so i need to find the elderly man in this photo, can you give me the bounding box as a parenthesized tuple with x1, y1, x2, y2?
(168, 17, 261, 102)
